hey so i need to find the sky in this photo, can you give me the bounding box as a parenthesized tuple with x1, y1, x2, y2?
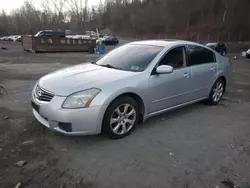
(0, 0, 101, 12)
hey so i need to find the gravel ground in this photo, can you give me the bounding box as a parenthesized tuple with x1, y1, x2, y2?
(0, 41, 250, 188)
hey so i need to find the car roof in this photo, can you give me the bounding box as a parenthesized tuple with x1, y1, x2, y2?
(206, 43, 218, 45)
(128, 39, 203, 47)
(40, 30, 64, 33)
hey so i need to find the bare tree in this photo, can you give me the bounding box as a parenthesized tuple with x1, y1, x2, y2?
(66, 0, 89, 31)
(1, 0, 250, 41)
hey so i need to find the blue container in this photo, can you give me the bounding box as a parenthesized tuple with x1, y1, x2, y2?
(97, 43, 105, 54)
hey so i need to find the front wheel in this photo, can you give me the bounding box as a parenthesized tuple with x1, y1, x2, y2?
(206, 78, 225, 105)
(102, 97, 139, 139)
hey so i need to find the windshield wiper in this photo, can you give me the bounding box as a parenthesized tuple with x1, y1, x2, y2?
(99, 64, 123, 70)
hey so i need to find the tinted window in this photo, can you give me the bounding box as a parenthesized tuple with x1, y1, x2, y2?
(96, 44, 163, 72)
(159, 46, 185, 69)
(52, 32, 65, 37)
(36, 31, 65, 37)
(187, 45, 215, 66)
(45, 32, 53, 37)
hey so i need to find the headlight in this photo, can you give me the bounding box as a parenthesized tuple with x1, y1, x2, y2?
(247, 49, 250, 54)
(62, 88, 101, 109)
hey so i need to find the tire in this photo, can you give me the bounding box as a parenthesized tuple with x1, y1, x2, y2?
(206, 78, 225, 105)
(102, 96, 139, 139)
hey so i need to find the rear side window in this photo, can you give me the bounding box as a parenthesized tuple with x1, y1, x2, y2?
(187, 45, 215, 66)
(53, 32, 65, 37)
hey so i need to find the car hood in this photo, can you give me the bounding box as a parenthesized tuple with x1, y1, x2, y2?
(38, 63, 136, 96)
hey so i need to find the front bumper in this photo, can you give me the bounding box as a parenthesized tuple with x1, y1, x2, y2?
(31, 95, 107, 135)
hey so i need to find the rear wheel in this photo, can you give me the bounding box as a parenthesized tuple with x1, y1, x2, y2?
(102, 96, 139, 139)
(206, 78, 225, 105)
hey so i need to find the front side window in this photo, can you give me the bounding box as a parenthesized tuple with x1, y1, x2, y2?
(45, 32, 53, 37)
(158, 46, 185, 69)
(96, 44, 163, 72)
(187, 45, 215, 66)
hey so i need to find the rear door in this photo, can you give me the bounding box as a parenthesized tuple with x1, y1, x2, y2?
(186, 45, 217, 100)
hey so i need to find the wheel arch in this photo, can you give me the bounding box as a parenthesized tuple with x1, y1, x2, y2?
(219, 76, 227, 88)
(215, 73, 227, 89)
(101, 92, 146, 132)
(114, 92, 145, 122)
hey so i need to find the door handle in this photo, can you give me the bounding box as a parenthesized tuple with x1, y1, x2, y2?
(210, 67, 216, 71)
(183, 73, 189, 78)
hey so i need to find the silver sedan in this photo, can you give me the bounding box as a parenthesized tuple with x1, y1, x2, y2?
(31, 40, 232, 139)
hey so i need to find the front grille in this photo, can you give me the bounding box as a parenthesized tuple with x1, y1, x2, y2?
(34, 86, 54, 102)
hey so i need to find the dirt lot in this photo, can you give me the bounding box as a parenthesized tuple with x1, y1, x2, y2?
(0, 41, 250, 188)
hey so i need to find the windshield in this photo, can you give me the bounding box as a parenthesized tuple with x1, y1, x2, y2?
(96, 44, 163, 72)
(35, 31, 42, 37)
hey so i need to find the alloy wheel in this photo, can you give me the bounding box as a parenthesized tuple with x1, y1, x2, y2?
(212, 81, 224, 102)
(110, 104, 136, 135)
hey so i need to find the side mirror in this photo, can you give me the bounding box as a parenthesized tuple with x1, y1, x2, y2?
(156, 65, 173, 74)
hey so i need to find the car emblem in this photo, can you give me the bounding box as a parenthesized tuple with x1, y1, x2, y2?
(37, 90, 42, 97)
(35, 87, 43, 99)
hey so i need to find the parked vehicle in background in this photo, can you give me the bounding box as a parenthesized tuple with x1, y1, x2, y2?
(0, 36, 7, 41)
(86, 31, 98, 38)
(12, 35, 19, 41)
(31, 40, 232, 139)
(0, 35, 21, 41)
(13, 36, 22, 42)
(73, 35, 91, 39)
(6, 35, 16, 41)
(66, 33, 97, 40)
(206, 43, 227, 56)
(35, 30, 65, 37)
(103, 35, 119, 45)
(16, 36, 22, 42)
(246, 49, 250, 59)
(97, 34, 119, 45)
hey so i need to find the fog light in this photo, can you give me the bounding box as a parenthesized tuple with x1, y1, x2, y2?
(58, 122, 72, 132)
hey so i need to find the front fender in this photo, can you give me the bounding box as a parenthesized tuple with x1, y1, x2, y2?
(103, 87, 146, 107)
